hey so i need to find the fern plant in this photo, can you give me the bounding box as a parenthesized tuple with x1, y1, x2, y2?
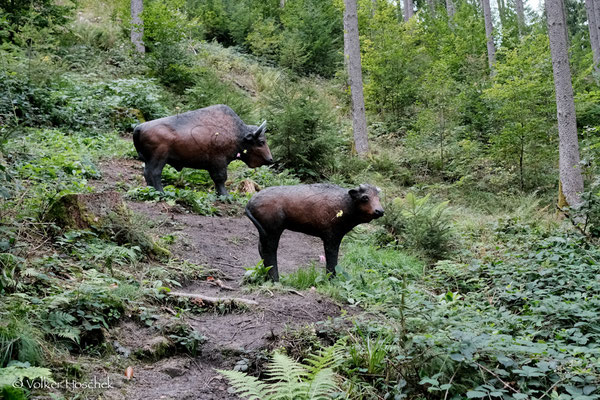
(220, 344, 345, 400)
(0, 362, 54, 387)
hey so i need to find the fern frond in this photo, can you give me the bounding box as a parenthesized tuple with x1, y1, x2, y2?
(219, 369, 270, 400)
(306, 368, 339, 400)
(266, 352, 308, 383)
(220, 350, 341, 400)
(267, 352, 309, 400)
(0, 366, 53, 387)
(56, 328, 81, 343)
(304, 342, 346, 377)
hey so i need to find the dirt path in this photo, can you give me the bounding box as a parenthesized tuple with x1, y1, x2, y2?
(95, 159, 349, 400)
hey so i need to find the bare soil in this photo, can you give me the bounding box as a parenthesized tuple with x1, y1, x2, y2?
(94, 158, 350, 400)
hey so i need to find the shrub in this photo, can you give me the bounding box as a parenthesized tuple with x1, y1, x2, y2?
(0, 67, 168, 133)
(143, 0, 197, 92)
(184, 67, 254, 121)
(263, 81, 342, 179)
(277, 0, 342, 77)
(380, 192, 453, 259)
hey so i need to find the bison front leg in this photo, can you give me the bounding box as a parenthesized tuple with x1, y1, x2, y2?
(323, 237, 342, 278)
(209, 167, 228, 196)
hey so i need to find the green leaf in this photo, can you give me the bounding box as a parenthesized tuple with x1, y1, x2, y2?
(467, 391, 487, 398)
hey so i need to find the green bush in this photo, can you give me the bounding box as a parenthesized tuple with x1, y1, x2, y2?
(380, 192, 453, 259)
(276, 0, 342, 77)
(2, 129, 129, 218)
(184, 67, 254, 121)
(143, 0, 197, 92)
(0, 67, 168, 133)
(334, 228, 600, 397)
(264, 82, 342, 179)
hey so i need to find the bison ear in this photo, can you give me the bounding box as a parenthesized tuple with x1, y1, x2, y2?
(254, 120, 267, 138)
(349, 187, 360, 199)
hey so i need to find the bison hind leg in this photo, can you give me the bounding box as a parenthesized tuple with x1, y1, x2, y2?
(144, 157, 167, 192)
(259, 231, 282, 282)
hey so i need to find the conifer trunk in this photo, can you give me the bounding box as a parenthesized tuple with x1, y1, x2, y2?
(130, 0, 144, 54)
(482, 0, 496, 71)
(343, 0, 369, 156)
(515, 0, 525, 34)
(403, 0, 414, 21)
(585, 0, 600, 71)
(446, 0, 455, 18)
(546, 0, 585, 206)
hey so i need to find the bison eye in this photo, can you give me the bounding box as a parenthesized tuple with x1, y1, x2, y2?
(361, 195, 369, 203)
(258, 140, 265, 146)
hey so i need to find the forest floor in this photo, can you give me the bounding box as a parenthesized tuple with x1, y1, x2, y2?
(90, 158, 351, 400)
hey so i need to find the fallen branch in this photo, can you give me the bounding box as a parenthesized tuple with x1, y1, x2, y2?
(207, 278, 235, 291)
(286, 288, 305, 298)
(169, 291, 258, 306)
(475, 362, 520, 394)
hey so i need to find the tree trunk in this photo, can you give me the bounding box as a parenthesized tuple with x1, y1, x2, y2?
(515, 0, 526, 34)
(343, 0, 369, 156)
(427, 0, 436, 15)
(482, 0, 496, 71)
(403, 0, 414, 21)
(585, 0, 600, 71)
(594, 0, 600, 60)
(546, 0, 585, 206)
(280, 0, 285, 8)
(130, 0, 144, 54)
(497, 0, 506, 30)
(446, 0, 455, 18)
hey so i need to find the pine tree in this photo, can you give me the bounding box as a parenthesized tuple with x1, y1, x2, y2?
(344, 0, 369, 155)
(546, 0, 585, 206)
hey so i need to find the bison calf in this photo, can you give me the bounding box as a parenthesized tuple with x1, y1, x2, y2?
(133, 104, 273, 196)
(245, 184, 384, 281)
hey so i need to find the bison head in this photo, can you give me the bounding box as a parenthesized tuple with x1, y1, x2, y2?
(349, 184, 384, 221)
(241, 120, 274, 168)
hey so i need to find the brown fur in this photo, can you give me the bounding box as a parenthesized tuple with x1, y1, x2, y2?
(245, 184, 384, 281)
(133, 104, 273, 195)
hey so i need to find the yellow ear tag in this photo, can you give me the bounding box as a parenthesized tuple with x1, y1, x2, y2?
(243, 149, 248, 154)
(336, 210, 343, 218)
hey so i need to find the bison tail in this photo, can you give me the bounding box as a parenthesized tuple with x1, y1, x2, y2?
(132, 125, 145, 162)
(245, 206, 267, 238)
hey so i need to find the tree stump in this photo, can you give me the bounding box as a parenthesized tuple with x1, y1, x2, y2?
(47, 191, 127, 230)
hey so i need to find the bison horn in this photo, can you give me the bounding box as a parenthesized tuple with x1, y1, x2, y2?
(254, 120, 267, 137)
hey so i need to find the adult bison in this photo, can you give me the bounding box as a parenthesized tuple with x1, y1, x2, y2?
(133, 105, 273, 195)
